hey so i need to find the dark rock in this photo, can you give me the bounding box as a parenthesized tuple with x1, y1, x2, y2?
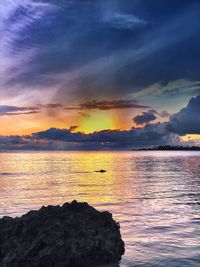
(0, 200, 125, 267)
(95, 170, 107, 173)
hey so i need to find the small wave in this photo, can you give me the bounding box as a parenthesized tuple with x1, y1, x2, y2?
(71, 171, 92, 174)
(175, 201, 200, 206)
(0, 172, 14, 176)
(146, 225, 174, 232)
(178, 193, 200, 198)
(0, 172, 27, 176)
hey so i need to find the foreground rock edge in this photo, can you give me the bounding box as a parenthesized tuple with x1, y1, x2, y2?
(0, 200, 125, 267)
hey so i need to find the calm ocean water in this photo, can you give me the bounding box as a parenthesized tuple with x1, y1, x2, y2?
(0, 151, 200, 267)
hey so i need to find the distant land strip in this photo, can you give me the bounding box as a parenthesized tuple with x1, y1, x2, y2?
(135, 145, 200, 151)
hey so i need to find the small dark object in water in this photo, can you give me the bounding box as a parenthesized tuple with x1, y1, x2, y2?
(95, 169, 107, 173)
(0, 200, 124, 267)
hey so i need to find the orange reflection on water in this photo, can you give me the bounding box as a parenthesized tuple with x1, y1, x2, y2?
(0, 151, 137, 216)
(62, 152, 137, 207)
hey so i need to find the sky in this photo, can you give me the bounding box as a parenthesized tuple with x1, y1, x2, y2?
(0, 0, 200, 149)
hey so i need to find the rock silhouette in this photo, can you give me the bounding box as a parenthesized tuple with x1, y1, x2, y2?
(95, 169, 107, 173)
(0, 200, 125, 267)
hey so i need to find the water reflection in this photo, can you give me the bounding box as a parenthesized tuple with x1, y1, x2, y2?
(0, 151, 200, 267)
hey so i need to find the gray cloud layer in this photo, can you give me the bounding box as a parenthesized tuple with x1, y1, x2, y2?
(133, 111, 157, 125)
(1, 0, 200, 105)
(0, 103, 62, 116)
(167, 95, 200, 135)
(65, 99, 149, 111)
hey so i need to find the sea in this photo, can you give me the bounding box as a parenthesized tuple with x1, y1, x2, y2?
(0, 151, 199, 267)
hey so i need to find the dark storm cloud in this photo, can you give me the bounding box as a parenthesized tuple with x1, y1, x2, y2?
(31, 123, 176, 149)
(1, 0, 200, 103)
(0, 126, 184, 150)
(167, 95, 200, 135)
(32, 128, 86, 142)
(65, 99, 149, 111)
(0, 103, 62, 116)
(133, 111, 157, 125)
(3, 111, 40, 116)
(0, 105, 39, 116)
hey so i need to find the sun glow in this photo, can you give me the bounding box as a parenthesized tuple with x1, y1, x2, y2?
(78, 111, 120, 133)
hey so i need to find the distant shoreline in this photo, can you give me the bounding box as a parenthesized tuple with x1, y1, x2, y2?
(135, 145, 200, 151)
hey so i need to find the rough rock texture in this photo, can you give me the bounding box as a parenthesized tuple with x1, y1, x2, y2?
(0, 200, 125, 267)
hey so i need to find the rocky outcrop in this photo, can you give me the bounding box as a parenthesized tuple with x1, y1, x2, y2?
(0, 200, 125, 267)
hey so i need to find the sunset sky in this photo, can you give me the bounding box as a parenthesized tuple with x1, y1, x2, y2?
(0, 0, 200, 149)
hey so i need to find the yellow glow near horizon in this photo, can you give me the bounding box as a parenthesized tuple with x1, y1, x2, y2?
(78, 111, 119, 133)
(181, 134, 200, 144)
(0, 108, 128, 135)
